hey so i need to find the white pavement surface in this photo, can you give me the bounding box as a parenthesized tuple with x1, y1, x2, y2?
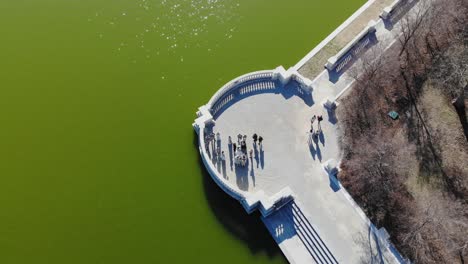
(201, 0, 425, 263)
(210, 89, 338, 196)
(208, 83, 397, 263)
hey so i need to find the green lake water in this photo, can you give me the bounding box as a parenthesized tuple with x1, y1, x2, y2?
(0, 0, 363, 263)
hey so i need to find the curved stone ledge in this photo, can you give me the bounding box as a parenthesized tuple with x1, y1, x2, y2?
(207, 70, 275, 111)
(193, 66, 310, 217)
(196, 121, 294, 217)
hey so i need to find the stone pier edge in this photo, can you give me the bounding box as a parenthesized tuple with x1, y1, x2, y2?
(193, 0, 412, 262)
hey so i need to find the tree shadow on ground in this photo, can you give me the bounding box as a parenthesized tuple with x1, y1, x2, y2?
(406, 103, 445, 183)
(354, 225, 385, 264)
(327, 35, 379, 84)
(405, 102, 466, 198)
(194, 132, 286, 260)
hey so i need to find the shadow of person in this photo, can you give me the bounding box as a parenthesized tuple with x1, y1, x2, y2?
(222, 160, 228, 179)
(315, 142, 322, 162)
(235, 163, 249, 191)
(228, 144, 233, 171)
(307, 132, 313, 145)
(253, 143, 259, 168)
(249, 157, 256, 187)
(309, 143, 316, 160)
(264, 204, 297, 244)
(260, 149, 265, 169)
(209, 136, 215, 153)
(319, 130, 325, 146)
(216, 159, 222, 173)
(206, 144, 212, 160)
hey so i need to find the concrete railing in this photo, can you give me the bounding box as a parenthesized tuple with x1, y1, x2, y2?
(325, 20, 377, 73)
(196, 123, 295, 217)
(197, 124, 246, 201)
(195, 121, 296, 217)
(273, 66, 313, 94)
(211, 80, 277, 117)
(325, 159, 411, 264)
(380, 0, 410, 21)
(207, 67, 313, 118)
(207, 70, 274, 114)
(194, 67, 307, 217)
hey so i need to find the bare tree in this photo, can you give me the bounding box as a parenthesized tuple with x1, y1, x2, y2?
(400, 193, 468, 263)
(431, 40, 468, 140)
(398, 0, 432, 57)
(337, 1, 468, 262)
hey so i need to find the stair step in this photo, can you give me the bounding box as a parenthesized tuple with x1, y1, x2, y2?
(290, 203, 338, 264)
(280, 207, 326, 264)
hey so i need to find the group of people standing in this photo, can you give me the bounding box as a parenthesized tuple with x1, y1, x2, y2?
(205, 130, 265, 168)
(309, 114, 323, 138)
(228, 133, 264, 167)
(205, 132, 225, 163)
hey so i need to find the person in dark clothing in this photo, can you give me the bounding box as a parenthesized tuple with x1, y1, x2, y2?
(253, 133, 258, 143)
(258, 136, 263, 146)
(233, 143, 237, 152)
(241, 141, 247, 153)
(317, 115, 323, 131)
(310, 115, 316, 124)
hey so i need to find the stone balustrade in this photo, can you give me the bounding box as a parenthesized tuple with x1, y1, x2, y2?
(325, 20, 377, 73)
(273, 66, 313, 94)
(207, 70, 274, 115)
(380, 0, 410, 21)
(194, 67, 312, 217)
(196, 124, 246, 201)
(195, 122, 296, 217)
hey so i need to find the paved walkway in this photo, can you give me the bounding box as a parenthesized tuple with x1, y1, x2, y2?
(200, 0, 424, 263)
(296, 0, 395, 80)
(209, 83, 338, 196)
(208, 80, 398, 263)
(266, 1, 424, 261)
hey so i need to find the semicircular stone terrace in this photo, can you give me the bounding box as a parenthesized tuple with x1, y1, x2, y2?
(193, 1, 419, 262)
(194, 66, 404, 264)
(193, 67, 318, 215)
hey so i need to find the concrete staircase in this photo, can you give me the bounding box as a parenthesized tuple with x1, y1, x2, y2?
(264, 202, 338, 264)
(288, 202, 338, 264)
